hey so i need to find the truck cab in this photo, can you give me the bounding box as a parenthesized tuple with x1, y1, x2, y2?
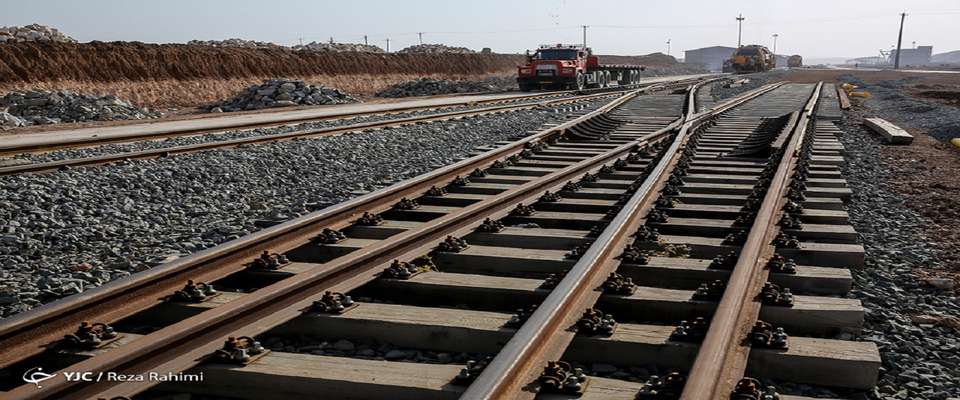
(517, 44, 643, 91)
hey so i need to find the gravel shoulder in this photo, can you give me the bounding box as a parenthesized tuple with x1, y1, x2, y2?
(833, 97, 959, 399)
(0, 99, 607, 318)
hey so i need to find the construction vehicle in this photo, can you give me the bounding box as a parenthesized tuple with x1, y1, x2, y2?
(517, 44, 645, 91)
(729, 45, 775, 74)
(787, 55, 803, 68)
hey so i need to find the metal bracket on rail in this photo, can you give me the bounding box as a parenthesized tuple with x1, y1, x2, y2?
(601, 272, 636, 296)
(60, 321, 121, 349)
(540, 272, 566, 290)
(470, 168, 489, 178)
(565, 242, 594, 260)
(453, 355, 494, 385)
(723, 230, 749, 246)
(313, 228, 347, 244)
(210, 336, 268, 365)
(692, 280, 727, 301)
(669, 317, 710, 343)
(537, 361, 589, 395)
(311, 291, 357, 314)
(765, 255, 798, 274)
(392, 197, 420, 210)
(634, 226, 661, 243)
(619, 244, 650, 265)
(561, 180, 582, 193)
(636, 371, 687, 400)
(731, 377, 782, 400)
(436, 235, 469, 253)
(539, 190, 562, 203)
(509, 203, 536, 217)
(505, 305, 539, 328)
(355, 212, 383, 226)
(576, 308, 617, 336)
(379, 257, 436, 280)
(249, 250, 290, 270)
(749, 320, 789, 350)
(448, 175, 471, 187)
(425, 185, 447, 197)
(475, 218, 504, 233)
(760, 282, 795, 307)
(709, 250, 739, 270)
(168, 280, 218, 303)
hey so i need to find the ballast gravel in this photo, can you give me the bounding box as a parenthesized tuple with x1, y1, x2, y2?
(6, 94, 578, 165)
(0, 100, 609, 318)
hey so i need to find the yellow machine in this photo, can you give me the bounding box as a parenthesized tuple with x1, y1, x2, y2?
(730, 45, 775, 74)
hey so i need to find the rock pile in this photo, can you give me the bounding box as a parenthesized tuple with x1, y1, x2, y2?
(398, 44, 475, 54)
(187, 38, 282, 49)
(0, 90, 161, 128)
(293, 41, 384, 53)
(375, 77, 515, 98)
(0, 24, 76, 43)
(206, 79, 357, 112)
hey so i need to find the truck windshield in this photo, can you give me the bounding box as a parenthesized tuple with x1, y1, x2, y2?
(537, 49, 578, 60)
(737, 48, 759, 56)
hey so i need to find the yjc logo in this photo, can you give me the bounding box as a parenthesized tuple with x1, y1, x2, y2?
(22, 367, 58, 388)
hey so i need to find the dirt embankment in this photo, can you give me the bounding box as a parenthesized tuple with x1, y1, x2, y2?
(0, 42, 527, 108)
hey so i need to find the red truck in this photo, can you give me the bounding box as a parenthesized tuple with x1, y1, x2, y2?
(517, 44, 645, 91)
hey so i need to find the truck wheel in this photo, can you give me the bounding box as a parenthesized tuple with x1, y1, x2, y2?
(575, 73, 585, 91)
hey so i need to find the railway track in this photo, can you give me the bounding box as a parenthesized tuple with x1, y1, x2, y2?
(0, 79, 704, 176)
(0, 80, 878, 400)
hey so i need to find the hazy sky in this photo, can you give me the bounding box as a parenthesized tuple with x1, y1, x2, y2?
(3, 0, 959, 59)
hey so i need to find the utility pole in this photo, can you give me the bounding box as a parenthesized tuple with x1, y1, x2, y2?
(894, 12, 906, 69)
(364, 35, 368, 45)
(581, 25, 588, 47)
(772, 33, 778, 55)
(666, 39, 671, 56)
(298, 37, 303, 46)
(418, 32, 423, 45)
(736, 13, 745, 47)
(386, 38, 390, 52)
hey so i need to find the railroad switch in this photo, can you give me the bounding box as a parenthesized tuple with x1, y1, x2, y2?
(619, 245, 650, 265)
(749, 320, 789, 350)
(602, 272, 636, 296)
(505, 305, 538, 328)
(670, 317, 710, 343)
(436, 235, 469, 253)
(692, 280, 727, 301)
(449, 175, 471, 187)
(731, 377, 781, 400)
(392, 197, 420, 210)
(766, 255, 798, 274)
(250, 250, 290, 270)
(211, 336, 267, 365)
(760, 282, 795, 307)
(313, 228, 346, 244)
(425, 185, 447, 197)
(470, 168, 488, 178)
(709, 250, 740, 270)
(169, 280, 218, 303)
(62, 321, 120, 349)
(355, 212, 383, 226)
(311, 291, 356, 314)
(576, 308, 617, 336)
(636, 371, 686, 399)
(537, 361, 589, 395)
(510, 203, 536, 217)
(452, 356, 493, 385)
(475, 218, 504, 233)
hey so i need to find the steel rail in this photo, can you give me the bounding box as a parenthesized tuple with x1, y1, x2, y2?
(3, 85, 687, 400)
(0, 80, 696, 372)
(679, 82, 823, 400)
(0, 91, 626, 176)
(459, 81, 786, 400)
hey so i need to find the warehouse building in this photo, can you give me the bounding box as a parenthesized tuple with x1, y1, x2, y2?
(684, 46, 737, 71)
(889, 46, 933, 66)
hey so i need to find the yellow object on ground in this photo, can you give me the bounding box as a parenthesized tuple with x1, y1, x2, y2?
(951, 138, 960, 149)
(850, 91, 871, 98)
(841, 83, 857, 93)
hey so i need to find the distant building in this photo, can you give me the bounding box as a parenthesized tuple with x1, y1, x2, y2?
(684, 46, 737, 71)
(773, 54, 789, 68)
(889, 46, 932, 66)
(845, 56, 888, 66)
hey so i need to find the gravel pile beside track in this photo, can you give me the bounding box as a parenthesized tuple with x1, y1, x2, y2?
(375, 77, 516, 98)
(840, 74, 960, 143)
(5, 94, 579, 164)
(834, 114, 960, 400)
(0, 99, 609, 318)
